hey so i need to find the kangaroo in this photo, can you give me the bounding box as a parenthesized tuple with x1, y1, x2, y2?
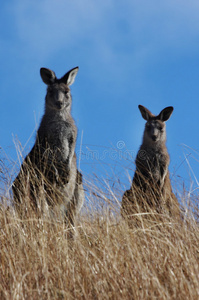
(12, 67, 84, 228)
(121, 105, 180, 223)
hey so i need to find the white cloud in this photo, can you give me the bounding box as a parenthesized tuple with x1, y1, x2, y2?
(129, 0, 199, 50)
(10, 1, 113, 60)
(3, 0, 199, 80)
(10, 0, 199, 61)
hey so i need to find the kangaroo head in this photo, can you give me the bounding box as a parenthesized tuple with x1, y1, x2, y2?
(40, 67, 79, 111)
(138, 105, 174, 144)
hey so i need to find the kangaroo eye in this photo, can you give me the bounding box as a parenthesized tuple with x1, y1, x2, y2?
(64, 90, 69, 95)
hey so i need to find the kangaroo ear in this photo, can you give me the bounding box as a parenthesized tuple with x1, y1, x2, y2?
(40, 68, 56, 85)
(60, 67, 79, 86)
(158, 106, 174, 122)
(138, 105, 154, 121)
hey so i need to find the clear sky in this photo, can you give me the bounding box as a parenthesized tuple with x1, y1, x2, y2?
(1, 1, 199, 201)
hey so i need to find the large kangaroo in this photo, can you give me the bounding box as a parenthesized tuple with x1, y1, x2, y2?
(121, 105, 180, 223)
(12, 67, 84, 227)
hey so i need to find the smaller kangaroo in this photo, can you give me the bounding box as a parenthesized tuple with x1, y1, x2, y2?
(12, 67, 84, 228)
(121, 105, 180, 223)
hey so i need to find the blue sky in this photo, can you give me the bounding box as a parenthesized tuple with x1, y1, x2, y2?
(1, 0, 199, 200)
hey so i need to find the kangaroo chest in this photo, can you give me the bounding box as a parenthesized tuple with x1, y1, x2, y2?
(137, 148, 168, 183)
(38, 117, 77, 152)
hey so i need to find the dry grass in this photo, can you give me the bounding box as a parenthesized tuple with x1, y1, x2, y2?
(0, 152, 199, 299)
(0, 193, 199, 299)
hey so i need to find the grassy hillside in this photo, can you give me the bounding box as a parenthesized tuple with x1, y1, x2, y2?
(0, 156, 199, 299)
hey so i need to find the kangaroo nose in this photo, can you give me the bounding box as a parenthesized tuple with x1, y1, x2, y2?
(56, 101, 63, 109)
(152, 135, 157, 141)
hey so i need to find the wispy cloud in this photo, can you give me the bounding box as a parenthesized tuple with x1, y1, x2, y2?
(9, 1, 113, 61)
(1, 0, 199, 86)
(7, 0, 199, 66)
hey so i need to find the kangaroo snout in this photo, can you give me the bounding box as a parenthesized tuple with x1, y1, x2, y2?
(55, 100, 64, 110)
(152, 135, 157, 141)
(55, 91, 68, 110)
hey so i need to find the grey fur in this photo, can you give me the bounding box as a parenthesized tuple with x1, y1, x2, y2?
(121, 105, 180, 222)
(12, 67, 84, 226)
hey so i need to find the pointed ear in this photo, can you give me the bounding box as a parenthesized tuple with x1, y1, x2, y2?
(60, 67, 79, 86)
(138, 105, 154, 121)
(158, 106, 174, 121)
(40, 68, 56, 85)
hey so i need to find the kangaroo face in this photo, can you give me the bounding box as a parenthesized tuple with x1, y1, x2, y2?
(138, 104, 174, 145)
(46, 83, 71, 111)
(145, 119, 166, 143)
(40, 67, 79, 112)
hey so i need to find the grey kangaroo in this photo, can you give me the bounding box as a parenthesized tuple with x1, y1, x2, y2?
(121, 105, 180, 223)
(12, 67, 84, 227)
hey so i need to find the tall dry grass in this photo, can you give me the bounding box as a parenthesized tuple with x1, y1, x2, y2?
(0, 154, 199, 299)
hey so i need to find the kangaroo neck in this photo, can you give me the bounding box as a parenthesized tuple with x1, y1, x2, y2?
(44, 106, 72, 121)
(141, 139, 167, 152)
